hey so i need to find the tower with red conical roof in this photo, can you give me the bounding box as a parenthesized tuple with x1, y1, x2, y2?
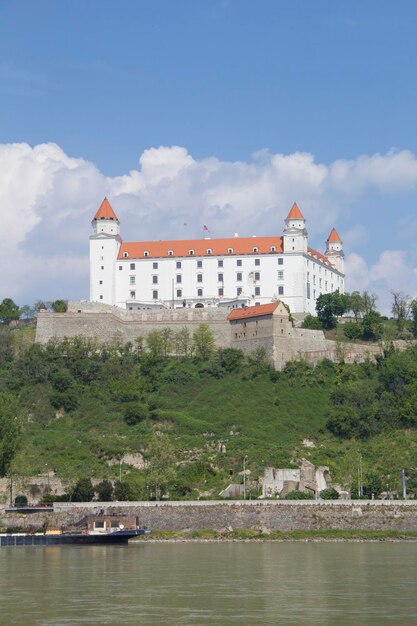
(90, 198, 122, 304)
(283, 202, 308, 254)
(325, 227, 344, 273)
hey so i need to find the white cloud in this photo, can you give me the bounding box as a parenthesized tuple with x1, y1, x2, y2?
(345, 250, 417, 314)
(1, 142, 417, 305)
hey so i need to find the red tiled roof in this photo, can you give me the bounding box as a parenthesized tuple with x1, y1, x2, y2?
(308, 247, 333, 267)
(228, 302, 280, 321)
(93, 198, 119, 222)
(285, 202, 304, 220)
(118, 236, 284, 260)
(326, 227, 342, 243)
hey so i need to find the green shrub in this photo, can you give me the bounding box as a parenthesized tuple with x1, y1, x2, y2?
(319, 487, 339, 500)
(285, 490, 315, 499)
(301, 315, 323, 330)
(14, 495, 28, 506)
(96, 479, 114, 501)
(71, 478, 95, 502)
(49, 390, 78, 412)
(343, 322, 362, 340)
(124, 402, 150, 425)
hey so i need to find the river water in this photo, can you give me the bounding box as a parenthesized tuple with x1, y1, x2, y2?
(1, 542, 417, 625)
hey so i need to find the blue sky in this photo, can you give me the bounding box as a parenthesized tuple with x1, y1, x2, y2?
(1, 0, 417, 312)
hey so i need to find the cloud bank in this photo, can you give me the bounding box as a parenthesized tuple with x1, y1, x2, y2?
(1, 142, 417, 311)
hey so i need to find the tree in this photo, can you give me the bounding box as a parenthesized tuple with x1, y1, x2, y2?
(348, 291, 365, 322)
(96, 480, 114, 501)
(411, 300, 417, 339)
(192, 324, 215, 360)
(285, 490, 314, 500)
(51, 299, 68, 313)
(0, 328, 13, 366)
(146, 330, 165, 359)
(0, 392, 24, 476)
(0, 298, 20, 324)
(173, 327, 192, 358)
(362, 310, 383, 341)
(113, 480, 133, 501)
(316, 291, 349, 329)
(146, 435, 177, 499)
(362, 291, 377, 315)
(160, 328, 174, 358)
(391, 291, 412, 332)
(71, 478, 95, 502)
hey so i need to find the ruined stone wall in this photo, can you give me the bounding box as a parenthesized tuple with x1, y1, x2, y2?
(3, 501, 417, 532)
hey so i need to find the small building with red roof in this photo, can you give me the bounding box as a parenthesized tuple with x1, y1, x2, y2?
(89, 200, 344, 315)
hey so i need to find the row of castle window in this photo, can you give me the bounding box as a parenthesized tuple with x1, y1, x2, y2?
(127, 284, 284, 300)
(127, 270, 283, 286)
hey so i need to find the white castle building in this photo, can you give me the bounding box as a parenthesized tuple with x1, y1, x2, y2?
(89, 199, 344, 315)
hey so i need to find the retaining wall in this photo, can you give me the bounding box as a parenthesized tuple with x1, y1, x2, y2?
(2, 501, 417, 532)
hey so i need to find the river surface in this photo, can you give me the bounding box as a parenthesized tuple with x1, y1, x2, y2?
(1, 542, 417, 625)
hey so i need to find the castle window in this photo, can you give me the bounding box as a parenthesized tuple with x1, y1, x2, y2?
(197, 288, 203, 297)
(177, 289, 182, 298)
(197, 274, 203, 283)
(168, 250, 174, 256)
(176, 261, 182, 269)
(130, 291, 136, 299)
(152, 290, 158, 300)
(130, 263, 135, 270)
(278, 270, 284, 280)
(189, 249, 194, 256)
(119, 266, 122, 270)
(227, 247, 233, 254)
(278, 286, 284, 295)
(99, 280, 103, 285)
(270, 246, 276, 252)
(218, 273, 223, 282)
(152, 275, 158, 284)
(123, 252, 128, 258)
(218, 260, 224, 268)
(197, 260, 203, 268)
(144, 251, 149, 257)
(255, 259, 260, 266)
(176, 275, 182, 283)
(237, 287, 242, 296)
(254, 272, 260, 281)
(255, 286, 260, 296)
(325, 281, 328, 290)
(99, 295, 103, 300)
(153, 262, 158, 269)
(130, 276, 135, 285)
(252, 247, 258, 253)
(237, 259, 242, 267)
(236, 272, 242, 282)
(218, 288, 224, 296)
(206, 248, 212, 255)
(101, 266, 104, 270)
(278, 258, 283, 265)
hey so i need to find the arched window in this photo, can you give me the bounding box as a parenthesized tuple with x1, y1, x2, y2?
(189, 249, 195, 256)
(252, 247, 258, 253)
(144, 251, 149, 257)
(123, 252, 129, 258)
(227, 247, 233, 254)
(168, 250, 174, 256)
(270, 246, 276, 252)
(206, 248, 212, 255)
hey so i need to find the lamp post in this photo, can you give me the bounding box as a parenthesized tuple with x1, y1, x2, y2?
(243, 456, 248, 500)
(119, 459, 122, 483)
(45, 464, 50, 489)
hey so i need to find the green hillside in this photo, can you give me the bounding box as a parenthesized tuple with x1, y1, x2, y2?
(1, 328, 417, 500)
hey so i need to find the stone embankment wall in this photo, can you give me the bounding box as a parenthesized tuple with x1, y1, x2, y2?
(2, 501, 417, 532)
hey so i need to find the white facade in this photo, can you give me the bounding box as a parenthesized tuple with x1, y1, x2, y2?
(89, 200, 345, 315)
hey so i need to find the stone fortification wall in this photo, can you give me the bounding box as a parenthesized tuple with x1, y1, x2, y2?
(2, 501, 417, 532)
(36, 301, 231, 348)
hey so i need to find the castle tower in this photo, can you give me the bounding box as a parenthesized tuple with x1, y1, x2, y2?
(283, 202, 308, 253)
(325, 228, 344, 274)
(90, 198, 122, 305)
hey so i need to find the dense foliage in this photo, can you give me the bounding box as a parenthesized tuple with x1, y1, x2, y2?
(0, 325, 417, 499)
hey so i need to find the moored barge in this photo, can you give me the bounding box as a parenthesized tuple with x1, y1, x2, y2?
(0, 514, 150, 546)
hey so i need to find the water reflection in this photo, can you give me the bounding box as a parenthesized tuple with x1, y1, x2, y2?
(1, 543, 417, 625)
